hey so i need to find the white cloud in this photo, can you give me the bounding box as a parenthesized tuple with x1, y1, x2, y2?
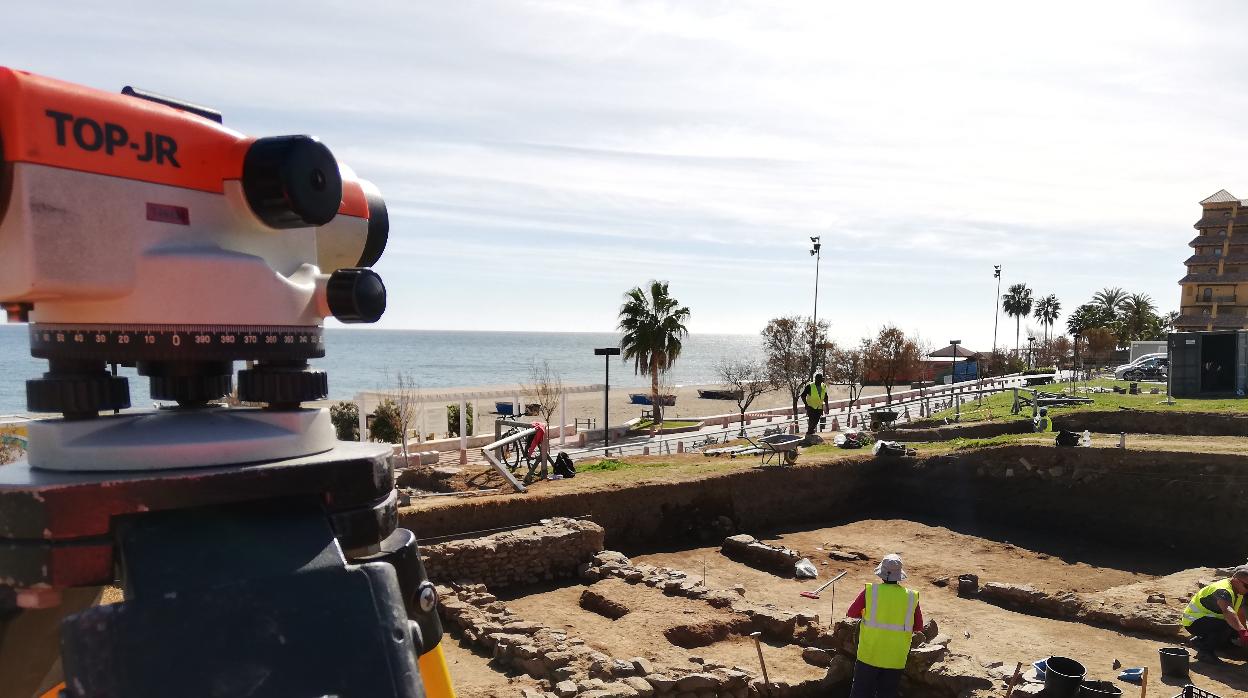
(4, 0, 1240, 345)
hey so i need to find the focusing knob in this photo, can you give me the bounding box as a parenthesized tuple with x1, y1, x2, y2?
(27, 365, 130, 417)
(358, 184, 389, 267)
(139, 361, 233, 406)
(327, 268, 386, 323)
(243, 135, 343, 229)
(237, 363, 329, 406)
(148, 374, 233, 405)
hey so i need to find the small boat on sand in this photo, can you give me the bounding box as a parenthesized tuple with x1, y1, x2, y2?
(629, 393, 676, 406)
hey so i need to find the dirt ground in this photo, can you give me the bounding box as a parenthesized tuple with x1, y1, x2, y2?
(427, 516, 1248, 697)
(635, 519, 1248, 698)
(440, 632, 547, 697)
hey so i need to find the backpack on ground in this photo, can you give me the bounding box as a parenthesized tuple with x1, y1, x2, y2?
(553, 451, 576, 478)
(1055, 430, 1080, 447)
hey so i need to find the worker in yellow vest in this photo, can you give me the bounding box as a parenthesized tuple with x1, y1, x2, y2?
(845, 554, 924, 698)
(802, 373, 828, 437)
(1181, 566, 1248, 664)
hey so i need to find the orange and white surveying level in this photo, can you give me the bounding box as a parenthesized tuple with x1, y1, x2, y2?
(0, 68, 454, 698)
(0, 67, 394, 471)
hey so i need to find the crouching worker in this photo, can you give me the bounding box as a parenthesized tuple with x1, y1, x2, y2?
(1033, 407, 1051, 433)
(1182, 566, 1248, 664)
(846, 554, 925, 698)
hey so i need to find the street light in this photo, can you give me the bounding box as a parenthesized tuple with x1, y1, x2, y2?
(809, 236, 822, 375)
(594, 347, 621, 454)
(1071, 332, 1081, 391)
(992, 265, 1002, 376)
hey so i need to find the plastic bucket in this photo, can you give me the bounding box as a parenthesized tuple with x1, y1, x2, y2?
(1043, 656, 1086, 698)
(1079, 680, 1123, 698)
(1159, 647, 1190, 679)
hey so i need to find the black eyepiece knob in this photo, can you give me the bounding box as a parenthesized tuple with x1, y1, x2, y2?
(243, 135, 343, 229)
(327, 268, 386, 323)
(358, 185, 389, 267)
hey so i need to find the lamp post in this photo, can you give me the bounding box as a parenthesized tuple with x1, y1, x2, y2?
(992, 265, 1002, 376)
(809, 236, 822, 376)
(949, 339, 961, 421)
(594, 347, 621, 455)
(1071, 333, 1080, 391)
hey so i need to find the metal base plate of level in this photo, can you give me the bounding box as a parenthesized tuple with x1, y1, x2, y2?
(27, 407, 336, 472)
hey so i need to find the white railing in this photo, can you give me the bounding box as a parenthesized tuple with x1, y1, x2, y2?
(559, 374, 1032, 460)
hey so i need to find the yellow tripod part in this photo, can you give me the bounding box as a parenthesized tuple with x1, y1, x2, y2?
(419, 642, 457, 698)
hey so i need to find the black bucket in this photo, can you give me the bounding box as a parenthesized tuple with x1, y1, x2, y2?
(1159, 647, 1190, 679)
(1080, 680, 1123, 698)
(1043, 656, 1086, 698)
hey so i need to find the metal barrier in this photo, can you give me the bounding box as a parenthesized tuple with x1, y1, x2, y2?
(557, 375, 1029, 461)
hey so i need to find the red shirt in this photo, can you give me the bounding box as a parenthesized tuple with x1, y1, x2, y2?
(845, 585, 923, 629)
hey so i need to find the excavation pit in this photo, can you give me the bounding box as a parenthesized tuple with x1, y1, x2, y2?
(408, 444, 1248, 697)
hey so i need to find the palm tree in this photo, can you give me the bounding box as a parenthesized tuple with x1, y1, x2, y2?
(1033, 294, 1061, 343)
(618, 280, 691, 425)
(1093, 287, 1127, 314)
(1002, 283, 1034, 357)
(1118, 293, 1157, 343)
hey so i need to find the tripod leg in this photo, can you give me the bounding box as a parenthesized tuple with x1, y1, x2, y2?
(0, 586, 99, 698)
(352, 528, 454, 697)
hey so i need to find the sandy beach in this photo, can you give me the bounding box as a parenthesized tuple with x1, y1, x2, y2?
(346, 382, 888, 439)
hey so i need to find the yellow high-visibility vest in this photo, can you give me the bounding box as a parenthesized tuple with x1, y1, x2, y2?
(856, 583, 918, 670)
(1182, 579, 1243, 627)
(804, 382, 827, 410)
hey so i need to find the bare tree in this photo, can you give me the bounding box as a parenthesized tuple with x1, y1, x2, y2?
(761, 316, 829, 418)
(827, 342, 868, 412)
(523, 359, 565, 428)
(863, 325, 921, 405)
(716, 357, 771, 436)
(391, 370, 423, 464)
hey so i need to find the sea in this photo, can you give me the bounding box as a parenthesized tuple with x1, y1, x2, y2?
(0, 325, 763, 414)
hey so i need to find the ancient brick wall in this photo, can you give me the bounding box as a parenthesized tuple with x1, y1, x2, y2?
(421, 517, 604, 588)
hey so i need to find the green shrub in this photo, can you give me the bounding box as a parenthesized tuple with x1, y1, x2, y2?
(330, 401, 360, 441)
(447, 403, 474, 437)
(369, 399, 403, 444)
(1022, 366, 1057, 375)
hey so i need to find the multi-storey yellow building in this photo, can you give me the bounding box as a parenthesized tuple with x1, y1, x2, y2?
(1177, 189, 1248, 332)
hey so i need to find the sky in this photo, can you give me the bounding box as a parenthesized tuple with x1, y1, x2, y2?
(5, 1, 1247, 352)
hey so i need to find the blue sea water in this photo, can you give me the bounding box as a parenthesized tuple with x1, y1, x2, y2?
(0, 325, 762, 414)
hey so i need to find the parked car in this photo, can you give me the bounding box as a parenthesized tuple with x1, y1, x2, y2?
(1117, 356, 1168, 381)
(1111, 353, 1165, 379)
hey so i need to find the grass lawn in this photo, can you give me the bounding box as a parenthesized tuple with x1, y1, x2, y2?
(927, 377, 1247, 424)
(632, 419, 701, 430)
(559, 429, 1248, 487)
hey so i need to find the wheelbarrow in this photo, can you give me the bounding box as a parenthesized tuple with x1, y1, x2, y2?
(746, 433, 802, 466)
